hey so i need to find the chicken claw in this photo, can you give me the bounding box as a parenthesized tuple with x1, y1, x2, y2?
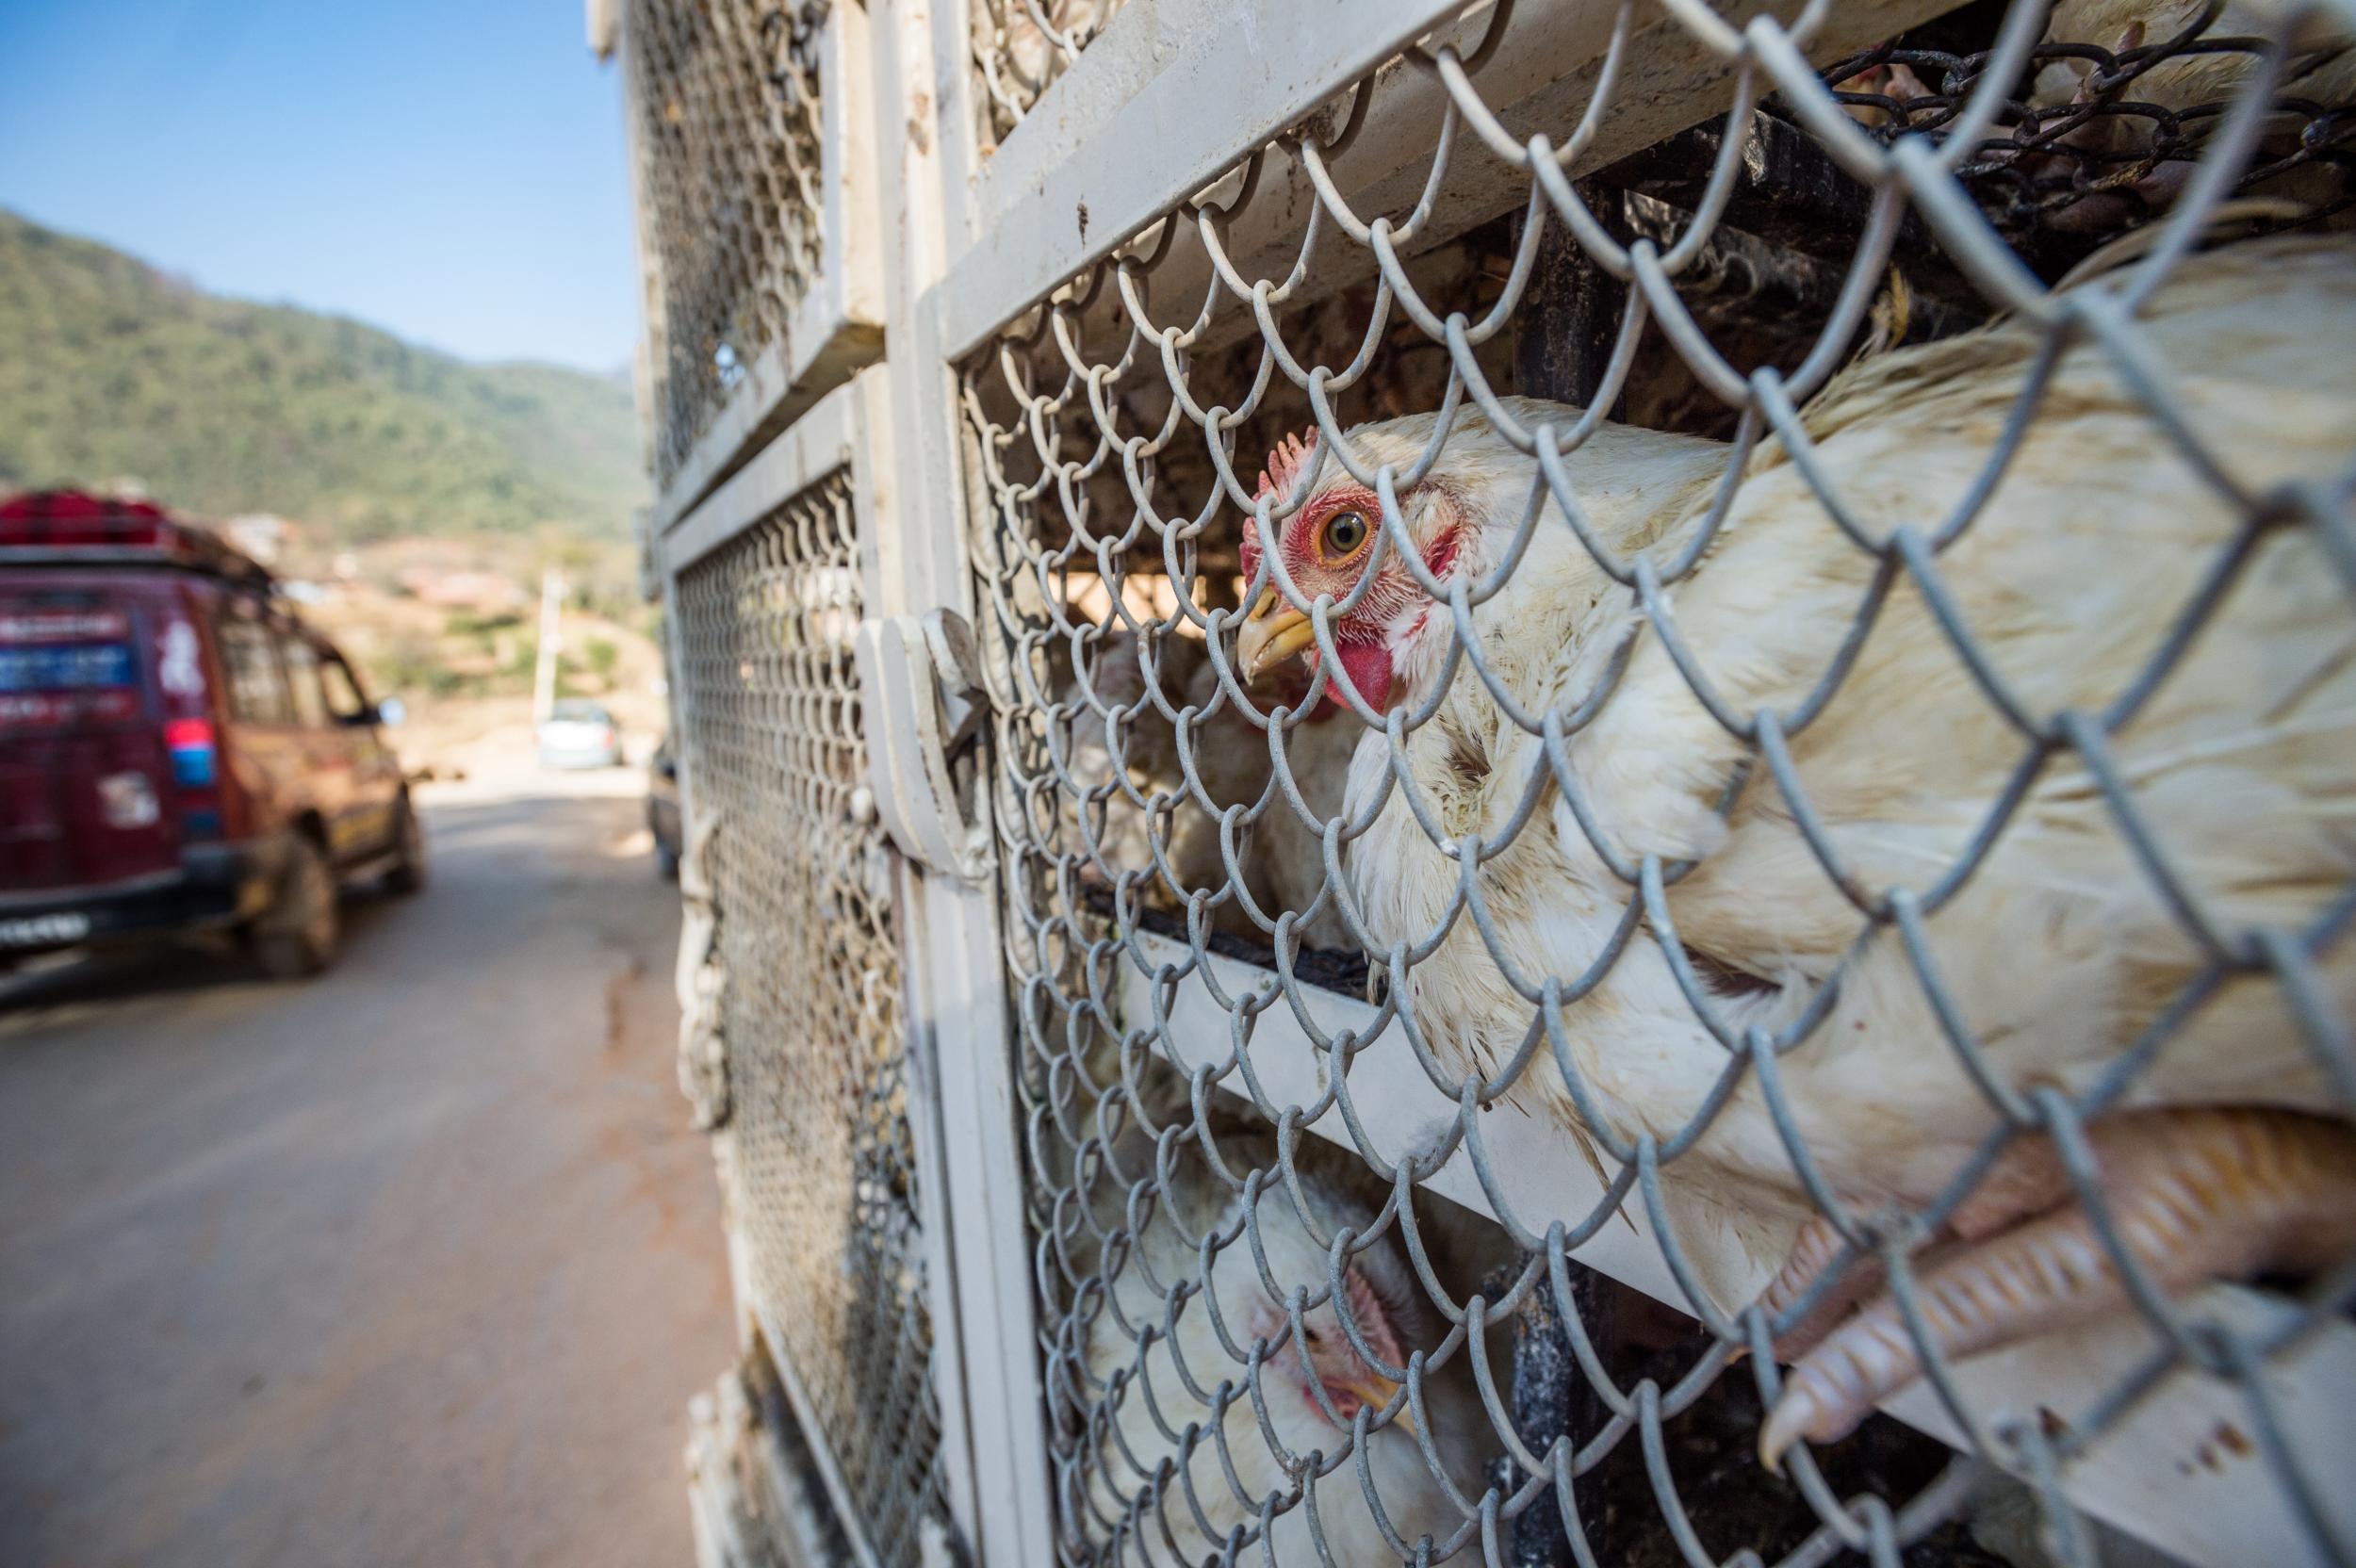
(1760, 1108, 2356, 1471)
(1759, 1213, 1890, 1364)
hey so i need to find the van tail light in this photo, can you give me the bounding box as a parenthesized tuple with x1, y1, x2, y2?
(163, 717, 224, 840)
(164, 718, 218, 786)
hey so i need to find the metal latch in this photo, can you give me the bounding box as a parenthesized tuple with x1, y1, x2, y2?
(853, 609, 990, 882)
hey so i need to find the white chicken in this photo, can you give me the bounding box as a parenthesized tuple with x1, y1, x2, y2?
(1071, 1129, 1488, 1563)
(1206, 650, 1365, 957)
(1234, 235, 2356, 1468)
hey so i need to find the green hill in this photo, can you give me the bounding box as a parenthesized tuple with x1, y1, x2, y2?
(0, 210, 646, 543)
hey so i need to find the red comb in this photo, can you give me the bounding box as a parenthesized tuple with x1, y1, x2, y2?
(1244, 428, 1318, 583)
(1256, 428, 1318, 502)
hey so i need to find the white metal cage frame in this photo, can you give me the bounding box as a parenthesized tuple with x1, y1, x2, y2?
(620, 3, 2356, 1567)
(662, 373, 980, 1568)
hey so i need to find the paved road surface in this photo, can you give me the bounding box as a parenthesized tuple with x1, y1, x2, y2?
(0, 769, 734, 1568)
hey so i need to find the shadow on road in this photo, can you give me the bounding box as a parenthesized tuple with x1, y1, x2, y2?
(0, 899, 402, 1015)
(2, 779, 656, 1018)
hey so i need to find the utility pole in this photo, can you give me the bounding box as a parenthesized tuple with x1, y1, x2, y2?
(533, 565, 564, 726)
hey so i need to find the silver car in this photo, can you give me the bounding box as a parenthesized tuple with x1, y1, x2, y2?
(536, 700, 623, 770)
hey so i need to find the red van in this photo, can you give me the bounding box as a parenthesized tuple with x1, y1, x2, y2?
(0, 491, 422, 979)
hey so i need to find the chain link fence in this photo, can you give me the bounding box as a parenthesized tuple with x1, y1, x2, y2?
(958, 4, 2356, 1566)
(625, 0, 828, 484)
(673, 473, 951, 1566)
(1824, 9, 2354, 253)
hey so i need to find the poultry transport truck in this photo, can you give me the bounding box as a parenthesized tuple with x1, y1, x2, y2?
(592, 1, 2356, 1564)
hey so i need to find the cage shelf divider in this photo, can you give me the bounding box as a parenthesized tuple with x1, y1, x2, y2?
(1107, 940, 2356, 1564)
(941, 0, 1968, 363)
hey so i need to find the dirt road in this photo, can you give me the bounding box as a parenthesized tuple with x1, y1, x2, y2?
(0, 765, 733, 1568)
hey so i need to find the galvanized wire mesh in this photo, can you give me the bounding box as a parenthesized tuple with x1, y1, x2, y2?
(627, 0, 829, 483)
(959, 1, 2356, 1563)
(969, 0, 1128, 154)
(675, 473, 951, 1566)
(1820, 3, 2355, 272)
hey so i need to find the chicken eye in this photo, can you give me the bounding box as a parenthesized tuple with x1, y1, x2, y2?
(1320, 510, 1369, 559)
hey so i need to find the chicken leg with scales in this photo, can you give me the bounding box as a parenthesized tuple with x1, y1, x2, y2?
(1757, 1107, 2356, 1468)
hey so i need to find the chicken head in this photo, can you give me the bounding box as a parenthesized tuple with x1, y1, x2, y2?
(1087, 1138, 1488, 1562)
(1235, 427, 1466, 716)
(1234, 408, 1726, 723)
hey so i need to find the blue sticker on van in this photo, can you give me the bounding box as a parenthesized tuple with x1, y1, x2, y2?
(0, 644, 135, 692)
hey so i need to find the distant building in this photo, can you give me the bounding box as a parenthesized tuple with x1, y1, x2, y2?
(399, 566, 526, 612)
(225, 514, 299, 565)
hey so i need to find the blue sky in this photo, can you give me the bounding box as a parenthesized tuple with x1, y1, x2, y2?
(0, 0, 638, 372)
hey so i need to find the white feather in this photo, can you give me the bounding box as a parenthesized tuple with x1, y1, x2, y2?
(1316, 237, 2356, 1311)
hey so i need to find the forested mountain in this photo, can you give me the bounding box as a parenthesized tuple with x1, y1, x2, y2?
(0, 210, 644, 542)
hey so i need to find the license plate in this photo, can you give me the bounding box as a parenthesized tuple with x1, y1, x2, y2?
(0, 911, 91, 947)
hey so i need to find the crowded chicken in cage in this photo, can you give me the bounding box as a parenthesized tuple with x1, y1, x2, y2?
(1230, 237, 2356, 1462)
(966, 0, 2356, 1562)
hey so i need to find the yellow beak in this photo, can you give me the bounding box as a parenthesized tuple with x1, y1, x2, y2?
(1338, 1371, 1413, 1436)
(1236, 588, 1317, 683)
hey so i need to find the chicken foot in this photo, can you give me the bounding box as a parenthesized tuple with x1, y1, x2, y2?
(1759, 1107, 2356, 1471)
(1758, 1213, 1890, 1364)
(1758, 1123, 2102, 1363)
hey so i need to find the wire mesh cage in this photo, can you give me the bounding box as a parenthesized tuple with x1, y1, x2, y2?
(684, 1353, 859, 1568)
(626, 0, 825, 481)
(673, 469, 953, 1567)
(954, 3, 2356, 1566)
(1822, 0, 2355, 263)
(623, 0, 881, 502)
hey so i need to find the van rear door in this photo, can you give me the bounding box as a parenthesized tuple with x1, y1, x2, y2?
(0, 581, 179, 893)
